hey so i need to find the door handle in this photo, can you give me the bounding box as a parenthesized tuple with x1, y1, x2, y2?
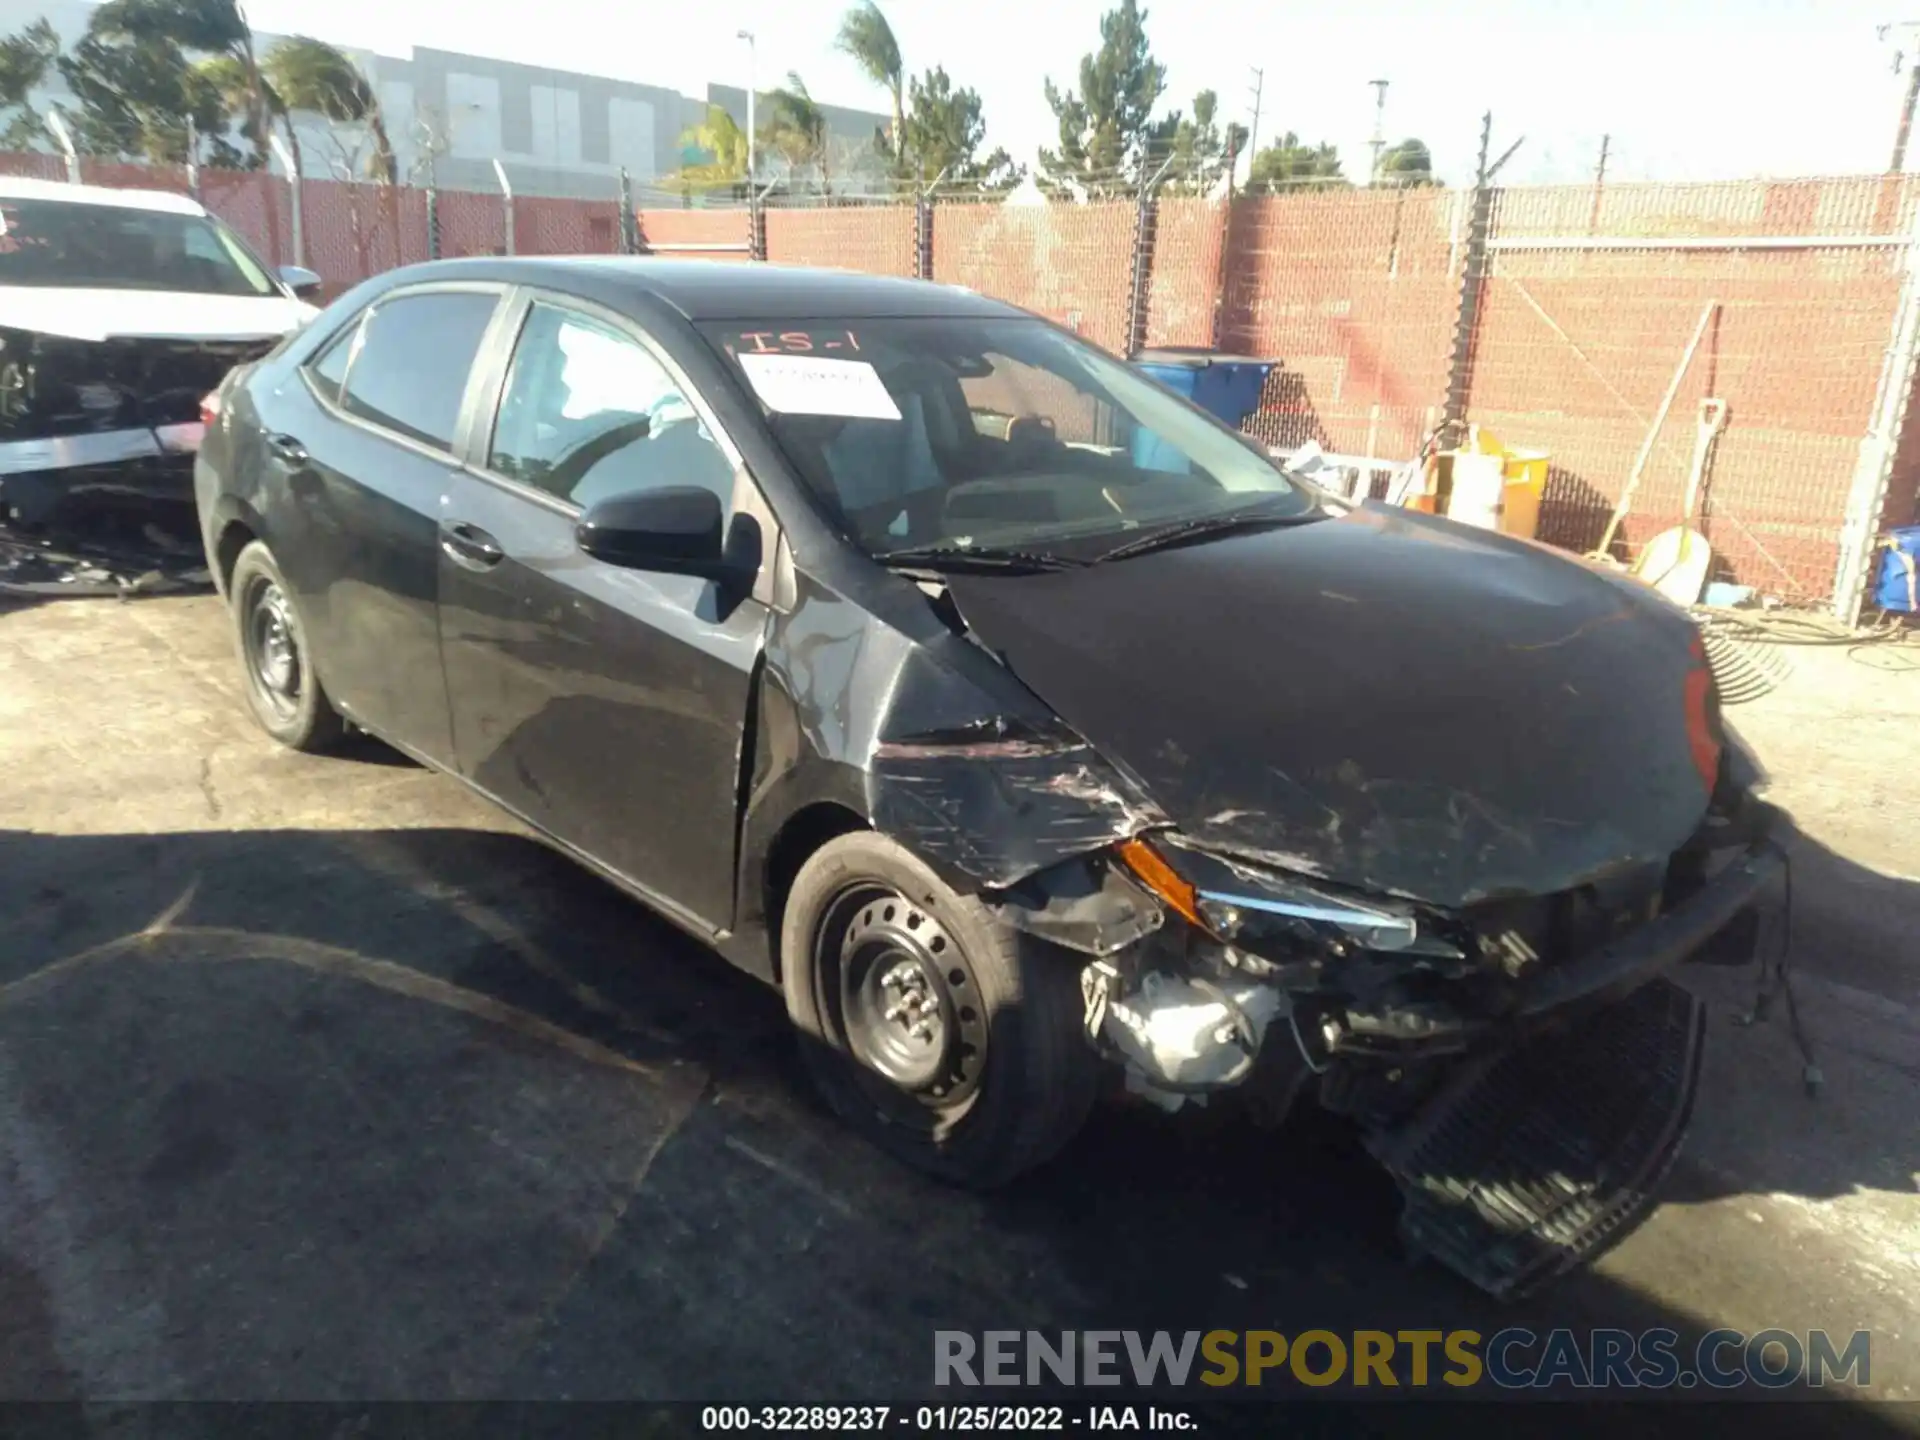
(440, 521, 504, 570)
(265, 433, 308, 466)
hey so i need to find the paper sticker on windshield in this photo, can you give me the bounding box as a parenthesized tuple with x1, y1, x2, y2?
(736, 353, 901, 421)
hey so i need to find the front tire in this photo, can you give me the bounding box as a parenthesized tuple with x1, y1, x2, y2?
(781, 832, 1101, 1189)
(228, 540, 345, 753)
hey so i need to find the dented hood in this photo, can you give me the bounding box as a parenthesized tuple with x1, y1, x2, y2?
(944, 505, 1722, 908)
(0, 286, 317, 344)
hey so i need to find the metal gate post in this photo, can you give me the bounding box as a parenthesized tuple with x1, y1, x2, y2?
(915, 191, 934, 280)
(1442, 115, 1495, 440)
(426, 186, 442, 260)
(1834, 192, 1920, 622)
(269, 133, 303, 268)
(1126, 156, 1177, 360)
(1441, 113, 1524, 443)
(618, 168, 638, 254)
(913, 168, 947, 281)
(492, 158, 515, 255)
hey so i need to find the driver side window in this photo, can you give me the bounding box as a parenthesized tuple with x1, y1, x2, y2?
(490, 301, 733, 509)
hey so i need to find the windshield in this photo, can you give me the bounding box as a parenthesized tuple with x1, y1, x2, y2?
(0, 198, 279, 296)
(699, 317, 1317, 559)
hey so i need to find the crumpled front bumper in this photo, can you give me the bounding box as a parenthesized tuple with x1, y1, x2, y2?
(1515, 836, 1783, 1023)
(0, 427, 204, 528)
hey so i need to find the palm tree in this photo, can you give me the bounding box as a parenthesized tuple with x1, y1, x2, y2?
(834, 1, 902, 167)
(196, 51, 290, 171)
(90, 0, 271, 164)
(760, 72, 832, 197)
(262, 36, 394, 183)
(0, 20, 60, 150)
(671, 104, 750, 195)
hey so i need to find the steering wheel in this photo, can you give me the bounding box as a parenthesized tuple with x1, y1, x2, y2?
(1004, 414, 1056, 452)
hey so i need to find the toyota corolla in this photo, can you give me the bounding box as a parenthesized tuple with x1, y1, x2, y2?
(194, 257, 1782, 1299)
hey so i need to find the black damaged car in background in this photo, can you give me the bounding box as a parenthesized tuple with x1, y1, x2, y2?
(194, 256, 1784, 1299)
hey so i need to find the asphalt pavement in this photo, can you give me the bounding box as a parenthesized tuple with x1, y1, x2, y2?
(0, 593, 1914, 1432)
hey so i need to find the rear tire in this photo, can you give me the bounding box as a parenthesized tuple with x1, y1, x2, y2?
(228, 540, 346, 753)
(781, 831, 1101, 1189)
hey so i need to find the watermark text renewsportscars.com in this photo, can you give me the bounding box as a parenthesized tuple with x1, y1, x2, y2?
(933, 1328, 1872, 1391)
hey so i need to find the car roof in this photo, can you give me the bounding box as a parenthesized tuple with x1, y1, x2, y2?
(0, 176, 211, 216)
(374, 255, 1031, 323)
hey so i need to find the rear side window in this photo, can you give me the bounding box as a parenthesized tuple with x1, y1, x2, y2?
(340, 290, 499, 451)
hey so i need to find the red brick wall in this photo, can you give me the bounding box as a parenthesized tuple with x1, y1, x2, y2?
(299, 180, 426, 294)
(635, 208, 751, 261)
(1218, 188, 1459, 459)
(931, 201, 1135, 353)
(766, 206, 915, 276)
(1146, 198, 1229, 348)
(0, 152, 62, 180)
(1471, 177, 1920, 601)
(512, 195, 621, 257)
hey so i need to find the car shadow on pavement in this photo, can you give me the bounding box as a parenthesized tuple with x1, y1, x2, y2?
(0, 822, 1912, 1426)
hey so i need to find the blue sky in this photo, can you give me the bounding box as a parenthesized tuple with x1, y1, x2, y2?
(243, 0, 1911, 186)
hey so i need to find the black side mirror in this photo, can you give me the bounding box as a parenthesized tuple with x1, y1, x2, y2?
(577, 486, 748, 584)
(278, 265, 323, 299)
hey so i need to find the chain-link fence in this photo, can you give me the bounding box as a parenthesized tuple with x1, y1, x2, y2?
(1221, 188, 1460, 462)
(632, 207, 752, 261)
(9, 151, 1919, 615)
(1471, 176, 1920, 606)
(932, 201, 1136, 353)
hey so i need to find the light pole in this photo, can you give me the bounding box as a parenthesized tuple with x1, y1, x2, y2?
(738, 29, 757, 183)
(1882, 22, 1920, 172)
(1244, 67, 1263, 188)
(1368, 79, 1389, 185)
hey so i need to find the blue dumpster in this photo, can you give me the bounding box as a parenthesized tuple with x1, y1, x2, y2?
(1131, 348, 1276, 472)
(1876, 526, 1919, 612)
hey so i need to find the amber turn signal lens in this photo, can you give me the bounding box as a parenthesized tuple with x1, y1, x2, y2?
(1115, 837, 1208, 933)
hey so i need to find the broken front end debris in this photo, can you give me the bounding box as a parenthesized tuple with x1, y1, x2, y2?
(993, 766, 1783, 1301)
(0, 328, 274, 593)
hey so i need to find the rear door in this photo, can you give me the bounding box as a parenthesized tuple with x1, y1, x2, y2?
(255, 283, 505, 765)
(437, 291, 777, 933)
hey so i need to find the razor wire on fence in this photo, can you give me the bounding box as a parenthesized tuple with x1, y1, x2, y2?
(9, 146, 1917, 617)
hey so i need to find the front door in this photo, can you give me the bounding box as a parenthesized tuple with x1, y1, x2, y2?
(437, 295, 769, 933)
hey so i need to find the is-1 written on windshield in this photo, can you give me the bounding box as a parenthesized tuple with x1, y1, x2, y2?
(700, 317, 1321, 566)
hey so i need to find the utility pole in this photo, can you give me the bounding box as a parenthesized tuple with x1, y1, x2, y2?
(1368, 79, 1389, 185)
(1245, 67, 1264, 186)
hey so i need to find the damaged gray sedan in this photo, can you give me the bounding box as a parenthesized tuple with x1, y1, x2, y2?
(195, 258, 1783, 1300)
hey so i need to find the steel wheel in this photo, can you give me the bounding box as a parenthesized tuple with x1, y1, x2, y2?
(240, 573, 304, 721)
(819, 884, 990, 1125)
(781, 831, 1103, 1187)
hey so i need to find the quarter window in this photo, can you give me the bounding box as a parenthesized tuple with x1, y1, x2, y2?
(339, 290, 499, 451)
(490, 301, 734, 508)
(305, 317, 361, 407)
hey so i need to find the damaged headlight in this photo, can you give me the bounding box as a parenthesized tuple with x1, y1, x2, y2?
(1116, 834, 1463, 961)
